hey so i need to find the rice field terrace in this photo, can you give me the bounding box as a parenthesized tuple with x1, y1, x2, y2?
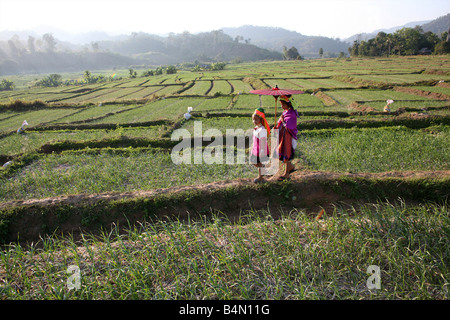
(0, 55, 449, 300)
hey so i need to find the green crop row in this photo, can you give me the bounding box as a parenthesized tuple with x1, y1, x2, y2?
(1, 125, 448, 202)
(0, 126, 168, 156)
(0, 150, 255, 202)
(297, 125, 449, 173)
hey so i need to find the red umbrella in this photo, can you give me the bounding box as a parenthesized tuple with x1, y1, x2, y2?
(250, 85, 304, 125)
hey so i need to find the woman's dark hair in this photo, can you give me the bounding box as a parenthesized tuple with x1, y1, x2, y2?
(280, 99, 293, 109)
(279, 94, 293, 109)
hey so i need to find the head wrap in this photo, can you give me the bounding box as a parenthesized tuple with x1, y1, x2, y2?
(253, 108, 270, 136)
(279, 95, 290, 102)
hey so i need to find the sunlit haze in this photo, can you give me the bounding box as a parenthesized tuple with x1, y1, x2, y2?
(0, 0, 449, 39)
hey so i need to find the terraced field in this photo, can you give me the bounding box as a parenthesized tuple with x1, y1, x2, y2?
(0, 55, 449, 300)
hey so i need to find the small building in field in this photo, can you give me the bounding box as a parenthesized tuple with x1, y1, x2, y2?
(418, 48, 432, 55)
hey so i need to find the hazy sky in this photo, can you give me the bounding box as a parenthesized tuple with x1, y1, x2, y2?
(1, 0, 449, 39)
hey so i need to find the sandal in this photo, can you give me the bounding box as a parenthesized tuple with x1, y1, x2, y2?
(277, 176, 290, 181)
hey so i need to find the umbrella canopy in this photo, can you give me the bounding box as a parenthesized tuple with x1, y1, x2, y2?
(250, 86, 304, 97)
(250, 85, 304, 125)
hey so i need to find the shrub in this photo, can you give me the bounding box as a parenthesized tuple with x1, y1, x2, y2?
(166, 65, 177, 74)
(211, 62, 226, 70)
(0, 79, 14, 91)
(35, 74, 63, 87)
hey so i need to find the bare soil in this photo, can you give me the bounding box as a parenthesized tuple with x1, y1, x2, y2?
(436, 82, 450, 89)
(314, 91, 339, 107)
(393, 86, 450, 100)
(347, 101, 377, 113)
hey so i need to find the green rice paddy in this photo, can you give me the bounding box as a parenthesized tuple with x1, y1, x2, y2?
(0, 55, 448, 301)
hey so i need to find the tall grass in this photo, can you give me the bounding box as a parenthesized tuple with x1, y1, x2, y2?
(1, 202, 447, 299)
(1, 125, 448, 201)
(0, 150, 256, 201)
(0, 126, 166, 156)
(297, 126, 450, 172)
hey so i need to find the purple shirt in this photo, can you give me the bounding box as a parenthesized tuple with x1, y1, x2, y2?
(277, 108, 298, 139)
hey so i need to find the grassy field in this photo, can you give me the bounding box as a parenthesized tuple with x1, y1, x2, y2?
(1, 202, 448, 300)
(0, 55, 449, 301)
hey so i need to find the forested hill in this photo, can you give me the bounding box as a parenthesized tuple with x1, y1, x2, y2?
(222, 25, 351, 58)
(344, 13, 449, 43)
(0, 30, 282, 76)
(1, 13, 448, 76)
(421, 13, 450, 34)
(96, 30, 282, 63)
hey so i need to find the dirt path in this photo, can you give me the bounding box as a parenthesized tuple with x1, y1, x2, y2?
(1, 169, 448, 244)
(1, 169, 448, 210)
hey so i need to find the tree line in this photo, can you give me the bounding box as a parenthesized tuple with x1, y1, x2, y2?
(0, 61, 229, 90)
(0, 30, 280, 76)
(348, 26, 450, 56)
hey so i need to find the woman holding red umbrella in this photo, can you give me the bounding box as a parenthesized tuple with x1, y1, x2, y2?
(275, 95, 298, 180)
(249, 85, 303, 180)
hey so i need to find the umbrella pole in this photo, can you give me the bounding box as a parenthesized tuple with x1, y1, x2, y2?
(274, 96, 278, 127)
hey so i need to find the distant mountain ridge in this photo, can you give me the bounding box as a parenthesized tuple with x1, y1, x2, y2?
(0, 13, 448, 75)
(0, 29, 282, 75)
(422, 13, 450, 34)
(220, 14, 448, 58)
(0, 27, 128, 45)
(343, 20, 432, 43)
(221, 25, 350, 58)
(344, 13, 449, 43)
